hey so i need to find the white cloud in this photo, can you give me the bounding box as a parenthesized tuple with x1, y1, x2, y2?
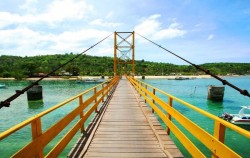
(134, 14, 186, 40)
(0, 0, 111, 56)
(207, 34, 214, 40)
(0, 27, 112, 56)
(51, 29, 111, 51)
(42, 0, 92, 23)
(0, 27, 55, 56)
(134, 14, 161, 36)
(0, 0, 93, 28)
(154, 22, 186, 40)
(90, 19, 122, 28)
(0, 12, 21, 29)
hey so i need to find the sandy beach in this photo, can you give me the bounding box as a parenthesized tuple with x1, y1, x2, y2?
(134, 75, 213, 79)
(0, 75, 241, 81)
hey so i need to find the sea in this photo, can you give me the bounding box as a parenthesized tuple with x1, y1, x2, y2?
(0, 76, 250, 157)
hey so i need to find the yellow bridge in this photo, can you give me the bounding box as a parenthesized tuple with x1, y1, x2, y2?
(1, 32, 250, 157)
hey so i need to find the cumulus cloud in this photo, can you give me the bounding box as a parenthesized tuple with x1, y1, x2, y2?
(42, 0, 92, 23)
(0, 12, 21, 29)
(50, 29, 111, 51)
(0, 27, 112, 56)
(134, 14, 161, 36)
(134, 14, 186, 40)
(0, 0, 93, 28)
(0, 28, 54, 55)
(0, 0, 108, 56)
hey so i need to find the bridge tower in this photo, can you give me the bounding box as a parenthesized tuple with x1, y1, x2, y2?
(114, 31, 135, 76)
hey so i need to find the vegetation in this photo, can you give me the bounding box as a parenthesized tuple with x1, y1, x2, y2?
(0, 54, 250, 80)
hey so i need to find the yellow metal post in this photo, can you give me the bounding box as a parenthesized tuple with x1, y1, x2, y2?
(132, 31, 135, 76)
(94, 87, 97, 112)
(212, 121, 226, 158)
(31, 118, 43, 158)
(79, 95, 85, 133)
(167, 97, 173, 135)
(152, 88, 155, 113)
(140, 82, 142, 97)
(102, 84, 104, 102)
(114, 32, 117, 76)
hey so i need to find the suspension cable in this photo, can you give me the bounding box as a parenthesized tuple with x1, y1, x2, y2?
(136, 32, 250, 98)
(0, 33, 113, 109)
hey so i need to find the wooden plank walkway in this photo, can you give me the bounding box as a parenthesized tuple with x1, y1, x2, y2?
(69, 77, 183, 158)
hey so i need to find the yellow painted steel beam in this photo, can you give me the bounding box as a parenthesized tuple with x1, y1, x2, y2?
(114, 32, 117, 76)
(133, 77, 250, 139)
(0, 78, 115, 141)
(127, 76, 244, 158)
(114, 31, 135, 76)
(127, 76, 205, 157)
(31, 118, 43, 158)
(132, 31, 135, 76)
(0, 76, 119, 157)
(46, 84, 114, 158)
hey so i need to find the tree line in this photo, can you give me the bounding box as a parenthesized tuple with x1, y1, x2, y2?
(0, 54, 250, 80)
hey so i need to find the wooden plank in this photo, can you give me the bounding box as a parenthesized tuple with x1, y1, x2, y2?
(91, 140, 160, 145)
(89, 144, 160, 148)
(93, 137, 157, 141)
(92, 131, 154, 135)
(87, 148, 164, 153)
(70, 78, 184, 158)
(97, 126, 152, 130)
(81, 79, 168, 157)
(99, 121, 148, 125)
(84, 152, 166, 157)
(94, 134, 155, 138)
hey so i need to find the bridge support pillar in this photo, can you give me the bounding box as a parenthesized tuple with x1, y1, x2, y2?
(27, 85, 43, 101)
(208, 85, 225, 101)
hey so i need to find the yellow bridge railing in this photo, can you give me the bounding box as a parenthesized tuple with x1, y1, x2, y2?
(0, 76, 120, 158)
(127, 76, 250, 158)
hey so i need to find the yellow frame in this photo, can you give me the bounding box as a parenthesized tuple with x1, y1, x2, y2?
(114, 31, 135, 76)
(127, 76, 250, 158)
(0, 76, 120, 158)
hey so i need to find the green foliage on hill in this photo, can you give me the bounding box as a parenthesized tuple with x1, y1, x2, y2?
(0, 54, 250, 79)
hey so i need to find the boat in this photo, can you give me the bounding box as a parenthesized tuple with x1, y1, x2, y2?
(84, 78, 104, 83)
(0, 84, 6, 89)
(174, 76, 190, 80)
(76, 78, 105, 84)
(220, 106, 250, 125)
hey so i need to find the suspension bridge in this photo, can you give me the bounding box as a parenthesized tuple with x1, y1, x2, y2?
(0, 32, 250, 158)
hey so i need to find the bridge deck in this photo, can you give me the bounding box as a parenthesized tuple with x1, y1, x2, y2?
(69, 78, 183, 158)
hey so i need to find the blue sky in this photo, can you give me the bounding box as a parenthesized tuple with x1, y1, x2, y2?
(0, 0, 250, 64)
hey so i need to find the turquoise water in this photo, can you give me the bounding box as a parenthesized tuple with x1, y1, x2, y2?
(142, 76, 250, 158)
(0, 76, 250, 157)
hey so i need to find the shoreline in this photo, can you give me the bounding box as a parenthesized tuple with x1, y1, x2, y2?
(134, 75, 212, 79)
(0, 75, 242, 81)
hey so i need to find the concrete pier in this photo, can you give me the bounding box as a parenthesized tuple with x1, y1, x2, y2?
(27, 85, 43, 101)
(208, 85, 225, 101)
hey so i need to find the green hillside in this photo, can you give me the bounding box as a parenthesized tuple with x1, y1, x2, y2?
(0, 54, 250, 80)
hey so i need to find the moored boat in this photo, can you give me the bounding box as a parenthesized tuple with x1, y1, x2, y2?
(220, 106, 250, 125)
(0, 84, 6, 89)
(174, 76, 190, 80)
(76, 78, 105, 83)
